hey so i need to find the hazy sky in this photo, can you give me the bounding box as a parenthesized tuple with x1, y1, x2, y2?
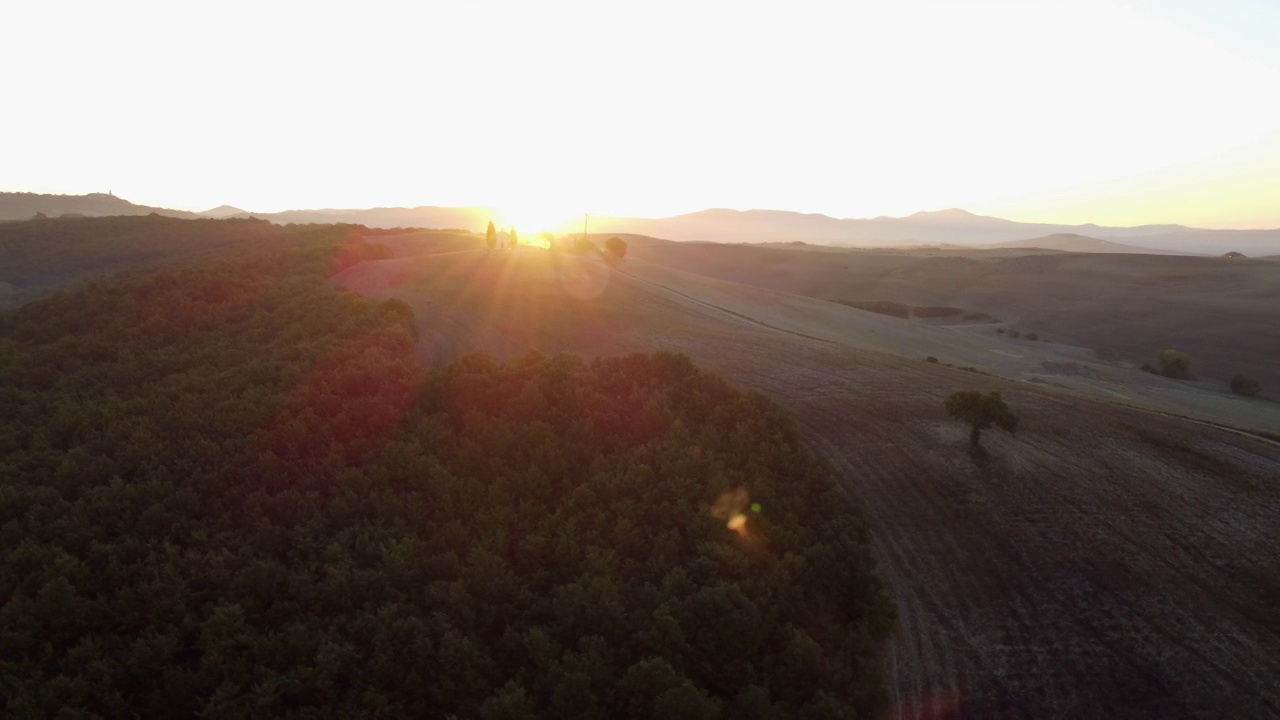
(4, 0, 1279, 229)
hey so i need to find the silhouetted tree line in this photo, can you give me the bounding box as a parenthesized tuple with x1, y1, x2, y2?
(0, 223, 893, 718)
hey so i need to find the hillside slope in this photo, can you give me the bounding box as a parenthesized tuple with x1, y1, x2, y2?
(0, 215, 290, 307)
(0, 216, 472, 308)
(577, 208, 1280, 255)
(0, 231, 892, 717)
(981, 233, 1184, 254)
(623, 241, 1280, 401)
(335, 243, 1280, 719)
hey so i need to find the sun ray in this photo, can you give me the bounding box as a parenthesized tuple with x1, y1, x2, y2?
(494, 205, 578, 241)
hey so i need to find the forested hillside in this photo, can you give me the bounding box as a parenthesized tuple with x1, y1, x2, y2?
(0, 214, 405, 308)
(0, 222, 894, 718)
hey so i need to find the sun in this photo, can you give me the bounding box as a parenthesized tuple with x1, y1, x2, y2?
(494, 204, 580, 239)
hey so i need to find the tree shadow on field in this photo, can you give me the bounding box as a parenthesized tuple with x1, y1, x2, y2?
(967, 443, 1012, 479)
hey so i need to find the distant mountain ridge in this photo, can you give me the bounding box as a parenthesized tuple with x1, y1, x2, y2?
(0, 193, 493, 232)
(0, 192, 198, 221)
(226, 205, 495, 231)
(4, 192, 1278, 255)
(198, 205, 247, 218)
(578, 207, 1280, 256)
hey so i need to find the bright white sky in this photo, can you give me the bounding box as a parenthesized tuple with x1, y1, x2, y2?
(3, 0, 1279, 230)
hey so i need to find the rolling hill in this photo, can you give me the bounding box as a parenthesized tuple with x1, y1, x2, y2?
(578, 208, 1280, 256)
(0, 192, 197, 221)
(2, 240, 894, 716)
(227, 205, 495, 230)
(0, 193, 493, 230)
(621, 239, 1280, 402)
(979, 233, 1185, 254)
(0, 214, 465, 308)
(2, 217, 1277, 717)
(330, 237, 1280, 718)
(196, 204, 247, 218)
(0, 215, 289, 307)
(8, 192, 1280, 255)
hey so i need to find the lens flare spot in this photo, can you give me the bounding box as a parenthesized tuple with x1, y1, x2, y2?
(751, 502, 762, 513)
(712, 487, 755, 538)
(712, 488, 749, 520)
(555, 254, 610, 300)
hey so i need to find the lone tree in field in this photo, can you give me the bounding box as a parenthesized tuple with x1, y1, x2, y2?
(486, 221, 497, 251)
(1156, 349, 1192, 379)
(605, 236, 627, 262)
(946, 390, 1018, 449)
(510, 226, 519, 249)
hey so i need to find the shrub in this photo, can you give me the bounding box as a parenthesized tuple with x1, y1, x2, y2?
(1026, 332, 1039, 341)
(925, 356, 939, 364)
(996, 328, 1005, 334)
(838, 300, 910, 318)
(1156, 349, 1192, 379)
(911, 306, 964, 318)
(1009, 330, 1021, 339)
(1230, 374, 1261, 397)
(604, 236, 628, 262)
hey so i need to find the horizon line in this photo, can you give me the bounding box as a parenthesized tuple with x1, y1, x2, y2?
(4, 189, 1280, 233)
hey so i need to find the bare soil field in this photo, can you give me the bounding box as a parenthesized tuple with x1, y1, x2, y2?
(334, 244, 1280, 719)
(626, 240, 1280, 405)
(612, 252, 1280, 436)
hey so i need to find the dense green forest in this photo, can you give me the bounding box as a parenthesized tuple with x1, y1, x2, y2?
(0, 219, 894, 718)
